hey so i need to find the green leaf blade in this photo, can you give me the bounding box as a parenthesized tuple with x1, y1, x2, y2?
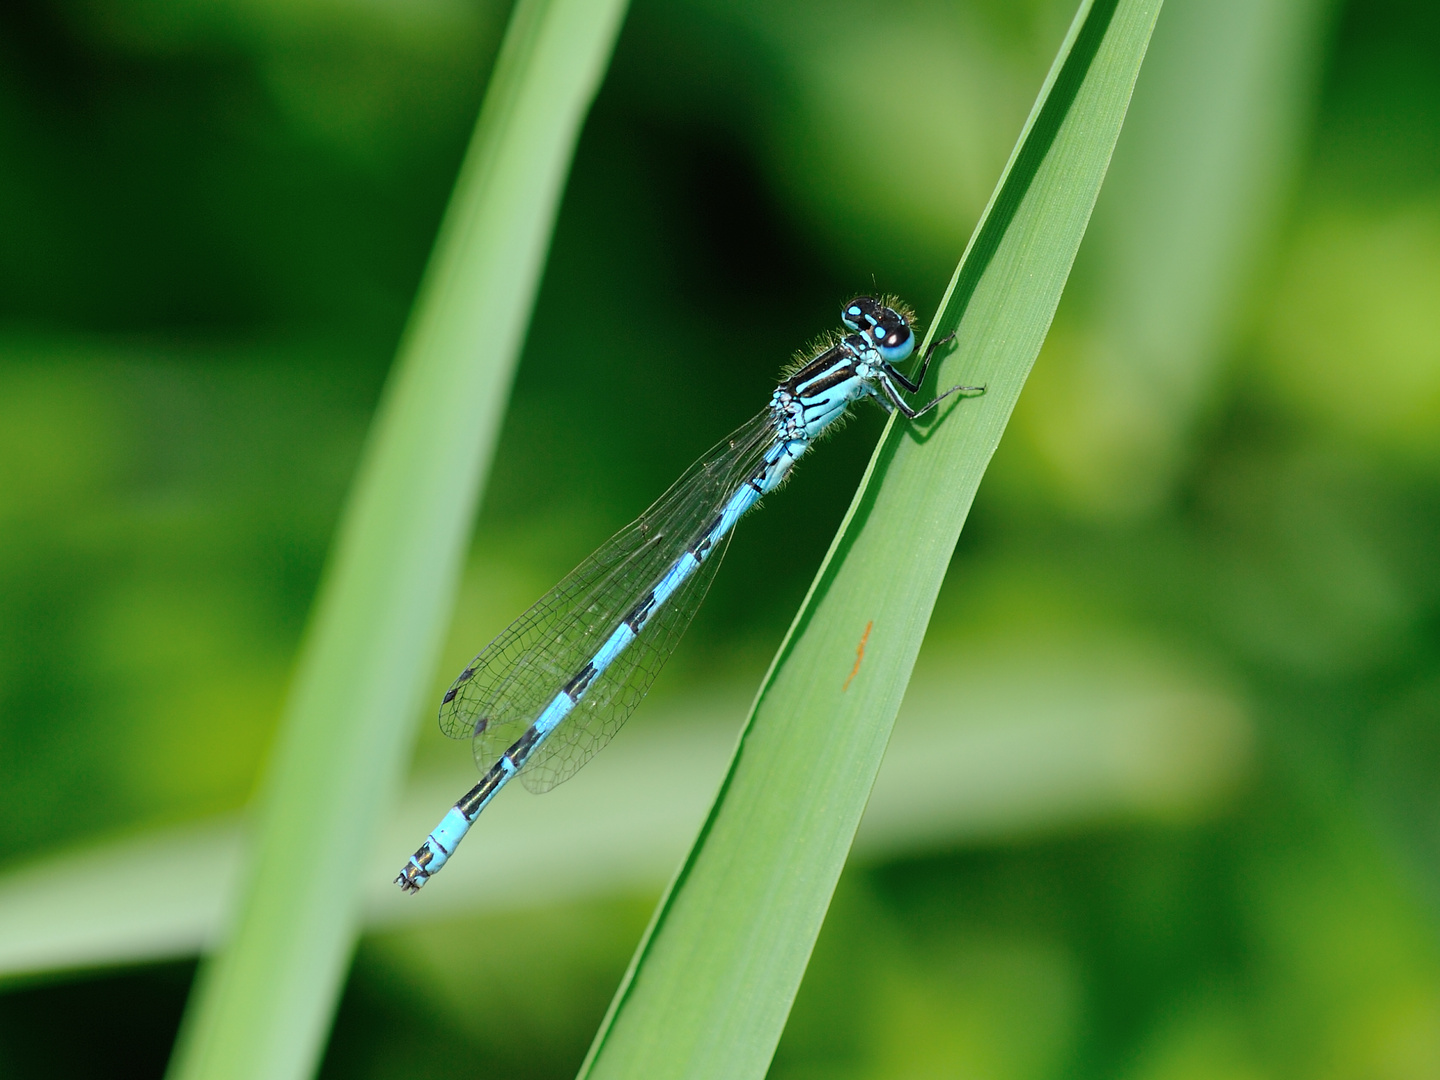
(580, 2, 1163, 1078)
(163, 3, 630, 1079)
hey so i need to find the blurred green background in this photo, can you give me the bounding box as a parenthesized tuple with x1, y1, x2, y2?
(2, 0, 1439, 1077)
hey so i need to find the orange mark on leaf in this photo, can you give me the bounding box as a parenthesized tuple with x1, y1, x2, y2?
(842, 620, 873, 692)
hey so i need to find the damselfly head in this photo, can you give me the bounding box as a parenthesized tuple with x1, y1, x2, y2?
(841, 296, 914, 363)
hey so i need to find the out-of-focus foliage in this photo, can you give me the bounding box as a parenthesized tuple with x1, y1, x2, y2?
(1, 0, 1439, 1078)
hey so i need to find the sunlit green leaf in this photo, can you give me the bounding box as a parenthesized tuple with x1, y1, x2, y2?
(579, 2, 1164, 1077)
(162, 2, 630, 1079)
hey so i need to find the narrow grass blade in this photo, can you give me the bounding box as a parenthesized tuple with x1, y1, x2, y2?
(578, 2, 1163, 1078)
(164, 2, 630, 1079)
(0, 653, 1248, 980)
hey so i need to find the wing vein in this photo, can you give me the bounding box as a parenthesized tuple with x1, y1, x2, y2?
(438, 408, 780, 789)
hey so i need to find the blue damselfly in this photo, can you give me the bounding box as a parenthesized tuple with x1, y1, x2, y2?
(396, 297, 980, 892)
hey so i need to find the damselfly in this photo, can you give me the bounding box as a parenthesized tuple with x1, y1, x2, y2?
(396, 296, 981, 892)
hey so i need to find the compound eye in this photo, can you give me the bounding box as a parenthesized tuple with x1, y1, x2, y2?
(877, 326, 914, 363)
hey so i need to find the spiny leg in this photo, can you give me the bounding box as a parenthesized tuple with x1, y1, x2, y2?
(876, 368, 983, 420)
(887, 330, 958, 394)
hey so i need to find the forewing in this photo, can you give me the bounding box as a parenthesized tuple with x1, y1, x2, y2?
(519, 524, 733, 793)
(437, 518, 654, 751)
(436, 409, 777, 778)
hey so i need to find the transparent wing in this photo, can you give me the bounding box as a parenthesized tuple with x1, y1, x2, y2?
(438, 408, 779, 783)
(518, 523, 733, 793)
